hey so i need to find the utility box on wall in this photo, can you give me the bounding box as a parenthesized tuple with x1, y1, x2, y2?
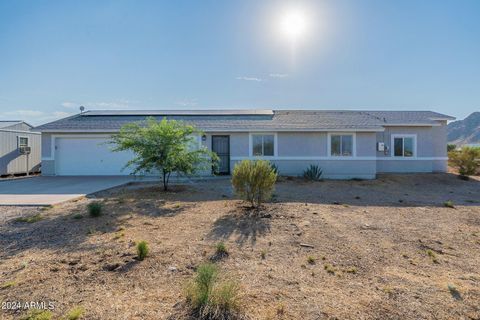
(377, 142, 385, 152)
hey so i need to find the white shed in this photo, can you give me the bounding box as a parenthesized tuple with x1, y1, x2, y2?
(0, 121, 41, 176)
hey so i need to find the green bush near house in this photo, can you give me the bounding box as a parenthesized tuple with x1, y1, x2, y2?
(232, 160, 277, 207)
(447, 144, 457, 152)
(303, 164, 323, 181)
(448, 147, 480, 177)
(269, 162, 279, 175)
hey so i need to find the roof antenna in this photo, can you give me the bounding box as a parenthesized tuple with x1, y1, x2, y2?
(79, 106, 85, 114)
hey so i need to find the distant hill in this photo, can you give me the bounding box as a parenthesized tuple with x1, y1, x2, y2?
(447, 111, 480, 145)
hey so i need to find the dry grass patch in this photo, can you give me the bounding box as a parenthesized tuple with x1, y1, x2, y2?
(0, 174, 479, 319)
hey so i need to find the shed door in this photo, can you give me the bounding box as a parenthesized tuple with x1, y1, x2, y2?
(211, 135, 230, 174)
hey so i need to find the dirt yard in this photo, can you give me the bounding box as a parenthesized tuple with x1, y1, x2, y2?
(1, 173, 479, 320)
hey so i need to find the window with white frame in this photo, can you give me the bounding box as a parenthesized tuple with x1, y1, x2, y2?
(18, 136, 29, 148)
(392, 135, 415, 157)
(251, 134, 275, 156)
(330, 134, 354, 156)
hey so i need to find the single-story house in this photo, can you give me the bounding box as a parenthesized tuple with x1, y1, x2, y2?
(34, 110, 454, 179)
(0, 120, 41, 176)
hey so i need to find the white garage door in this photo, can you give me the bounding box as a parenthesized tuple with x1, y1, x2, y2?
(55, 137, 135, 175)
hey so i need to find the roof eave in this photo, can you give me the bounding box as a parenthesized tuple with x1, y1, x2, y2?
(429, 117, 456, 121)
(382, 123, 442, 127)
(35, 127, 385, 133)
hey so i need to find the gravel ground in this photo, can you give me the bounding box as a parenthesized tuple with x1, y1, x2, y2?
(0, 173, 479, 320)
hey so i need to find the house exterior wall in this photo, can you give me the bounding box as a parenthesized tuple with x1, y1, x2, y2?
(233, 159, 377, 179)
(41, 123, 448, 177)
(206, 131, 378, 179)
(277, 132, 327, 156)
(374, 121, 448, 172)
(0, 130, 41, 175)
(41, 133, 52, 159)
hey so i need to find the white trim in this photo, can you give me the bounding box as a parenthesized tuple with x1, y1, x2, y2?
(231, 156, 448, 161)
(327, 132, 356, 158)
(391, 134, 417, 158)
(248, 132, 278, 158)
(233, 156, 374, 161)
(377, 157, 448, 161)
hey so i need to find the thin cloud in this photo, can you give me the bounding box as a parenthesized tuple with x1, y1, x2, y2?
(0, 110, 74, 126)
(175, 98, 198, 107)
(269, 73, 289, 78)
(61, 101, 76, 108)
(61, 99, 137, 110)
(1, 110, 44, 118)
(236, 76, 263, 82)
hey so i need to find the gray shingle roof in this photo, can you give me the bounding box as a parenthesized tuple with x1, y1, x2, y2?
(0, 121, 23, 129)
(34, 110, 455, 132)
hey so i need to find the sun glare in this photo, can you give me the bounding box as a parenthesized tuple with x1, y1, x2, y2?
(279, 8, 309, 42)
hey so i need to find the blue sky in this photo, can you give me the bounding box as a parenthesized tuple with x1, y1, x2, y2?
(0, 0, 479, 125)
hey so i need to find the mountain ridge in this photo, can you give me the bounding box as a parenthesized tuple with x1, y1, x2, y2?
(447, 111, 480, 145)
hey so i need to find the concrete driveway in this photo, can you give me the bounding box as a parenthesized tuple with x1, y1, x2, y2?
(0, 176, 150, 206)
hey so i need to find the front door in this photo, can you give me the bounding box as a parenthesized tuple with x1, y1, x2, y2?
(212, 135, 230, 174)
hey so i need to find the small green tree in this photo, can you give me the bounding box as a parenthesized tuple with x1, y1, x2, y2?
(110, 117, 218, 191)
(232, 160, 277, 207)
(448, 146, 480, 176)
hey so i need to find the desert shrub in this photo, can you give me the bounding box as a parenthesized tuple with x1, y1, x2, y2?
(232, 160, 277, 207)
(1, 281, 16, 289)
(186, 263, 242, 319)
(345, 267, 357, 274)
(324, 264, 335, 274)
(215, 242, 228, 255)
(136, 241, 149, 260)
(87, 202, 102, 217)
(447, 144, 457, 152)
(426, 249, 439, 263)
(15, 214, 44, 223)
(444, 200, 454, 208)
(66, 306, 84, 320)
(260, 249, 267, 259)
(303, 164, 323, 181)
(72, 214, 83, 220)
(307, 256, 316, 264)
(21, 309, 52, 320)
(448, 147, 480, 176)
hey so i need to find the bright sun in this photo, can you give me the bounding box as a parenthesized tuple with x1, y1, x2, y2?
(279, 8, 309, 42)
